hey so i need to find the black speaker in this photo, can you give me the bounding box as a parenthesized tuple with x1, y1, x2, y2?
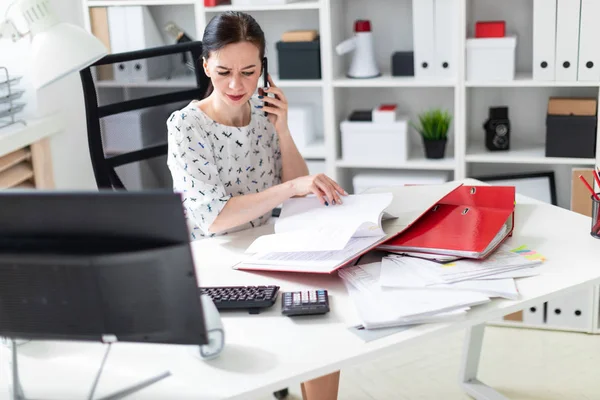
(483, 107, 510, 151)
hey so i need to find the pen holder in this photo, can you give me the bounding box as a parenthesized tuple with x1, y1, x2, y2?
(591, 194, 600, 239)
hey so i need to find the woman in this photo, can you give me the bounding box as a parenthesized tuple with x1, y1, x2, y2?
(167, 11, 347, 240)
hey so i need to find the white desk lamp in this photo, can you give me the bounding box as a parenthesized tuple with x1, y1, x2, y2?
(0, 0, 107, 89)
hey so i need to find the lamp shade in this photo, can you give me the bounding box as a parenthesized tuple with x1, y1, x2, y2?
(30, 22, 107, 89)
(8, 0, 107, 89)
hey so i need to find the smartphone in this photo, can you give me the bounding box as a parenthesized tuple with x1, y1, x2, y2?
(262, 57, 269, 116)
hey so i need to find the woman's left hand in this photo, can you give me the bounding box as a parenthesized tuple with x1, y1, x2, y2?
(259, 74, 289, 135)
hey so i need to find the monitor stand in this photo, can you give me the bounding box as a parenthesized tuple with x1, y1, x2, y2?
(7, 338, 171, 400)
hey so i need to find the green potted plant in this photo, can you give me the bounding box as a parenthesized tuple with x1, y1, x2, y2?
(411, 109, 452, 159)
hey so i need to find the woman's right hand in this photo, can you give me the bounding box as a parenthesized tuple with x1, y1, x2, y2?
(290, 174, 348, 206)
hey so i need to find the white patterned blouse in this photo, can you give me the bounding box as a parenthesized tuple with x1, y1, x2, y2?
(166, 98, 282, 240)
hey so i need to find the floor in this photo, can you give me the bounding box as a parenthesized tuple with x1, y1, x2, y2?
(270, 325, 600, 400)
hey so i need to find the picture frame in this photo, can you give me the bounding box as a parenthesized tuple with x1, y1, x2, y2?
(474, 171, 558, 206)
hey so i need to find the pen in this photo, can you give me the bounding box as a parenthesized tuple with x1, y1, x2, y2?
(578, 175, 600, 201)
(593, 168, 600, 192)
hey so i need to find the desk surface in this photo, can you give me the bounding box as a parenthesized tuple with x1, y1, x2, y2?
(0, 114, 63, 158)
(4, 184, 600, 400)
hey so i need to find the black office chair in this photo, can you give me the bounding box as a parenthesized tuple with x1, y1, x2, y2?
(80, 41, 210, 191)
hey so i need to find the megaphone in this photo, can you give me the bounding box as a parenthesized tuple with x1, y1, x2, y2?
(336, 20, 380, 79)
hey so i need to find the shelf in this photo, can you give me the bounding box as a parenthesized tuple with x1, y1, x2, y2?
(336, 151, 456, 171)
(0, 162, 34, 189)
(95, 74, 322, 89)
(87, 0, 196, 6)
(466, 141, 596, 165)
(333, 74, 456, 88)
(96, 75, 197, 88)
(466, 72, 600, 88)
(301, 140, 326, 159)
(204, 0, 321, 12)
(0, 148, 31, 174)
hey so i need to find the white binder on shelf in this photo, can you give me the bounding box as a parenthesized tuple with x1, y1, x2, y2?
(433, 0, 457, 79)
(107, 6, 130, 82)
(577, 0, 600, 81)
(554, 0, 581, 81)
(546, 287, 594, 331)
(522, 302, 545, 325)
(532, 0, 557, 81)
(125, 6, 169, 82)
(107, 5, 168, 82)
(412, 0, 436, 79)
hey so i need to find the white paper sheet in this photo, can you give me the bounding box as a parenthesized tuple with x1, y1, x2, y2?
(379, 256, 446, 288)
(242, 236, 384, 268)
(275, 192, 394, 235)
(244, 223, 362, 254)
(473, 266, 542, 280)
(342, 280, 470, 329)
(430, 278, 520, 300)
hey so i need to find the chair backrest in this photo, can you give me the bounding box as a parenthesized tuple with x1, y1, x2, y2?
(80, 41, 210, 190)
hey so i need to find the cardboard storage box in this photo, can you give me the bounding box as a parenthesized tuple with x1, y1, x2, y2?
(545, 97, 597, 158)
(340, 120, 408, 164)
(571, 168, 596, 217)
(466, 36, 516, 81)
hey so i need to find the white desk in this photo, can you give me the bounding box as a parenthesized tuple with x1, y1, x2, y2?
(2, 185, 600, 400)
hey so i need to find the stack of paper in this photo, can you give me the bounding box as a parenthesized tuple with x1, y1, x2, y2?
(338, 262, 491, 329)
(389, 244, 544, 284)
(339, 244, 546, 329)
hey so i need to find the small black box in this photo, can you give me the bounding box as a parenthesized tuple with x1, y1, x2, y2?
(348, 110, 372, 122)
(392, 51, 414, 76)
(276, 40, 321, 80)
(545, 115, 597, 158)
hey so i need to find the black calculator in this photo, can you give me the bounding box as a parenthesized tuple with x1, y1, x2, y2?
(281, 290, 330, 316)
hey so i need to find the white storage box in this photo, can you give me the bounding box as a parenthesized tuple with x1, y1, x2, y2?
(100, 105, 173, 190)
(352, 170, 450, 194)
(288, 104, 318, 152)
(340, 120, 408, 164)
(466, 36, 516, 81)
(306, 160, 326, 175)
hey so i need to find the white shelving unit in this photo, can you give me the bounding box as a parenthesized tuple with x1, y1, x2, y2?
(82, 0, 600, 202)
(82, 0, 600, 333)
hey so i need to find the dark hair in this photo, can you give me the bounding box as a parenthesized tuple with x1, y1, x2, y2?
(202, 11, 266, 59)
(201, 12, 266, 96)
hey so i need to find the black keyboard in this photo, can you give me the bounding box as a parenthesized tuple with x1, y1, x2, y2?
(200, 285, 280, 314)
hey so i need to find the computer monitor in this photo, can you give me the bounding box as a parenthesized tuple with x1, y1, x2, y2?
(0, 190, 208, 346)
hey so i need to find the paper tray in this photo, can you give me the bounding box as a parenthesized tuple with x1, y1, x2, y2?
(0, 103, 26, 119)
(0, 90, 25, 105)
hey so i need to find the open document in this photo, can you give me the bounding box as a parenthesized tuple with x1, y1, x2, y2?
(235, 182, 463, 274)
(245, 192, 395, 254)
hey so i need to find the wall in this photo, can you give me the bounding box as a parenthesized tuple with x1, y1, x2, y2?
(1, 0, 97, 190)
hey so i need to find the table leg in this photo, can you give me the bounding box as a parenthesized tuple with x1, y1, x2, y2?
(459, 323, 508, 400)
(300, 370, 340, 400)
